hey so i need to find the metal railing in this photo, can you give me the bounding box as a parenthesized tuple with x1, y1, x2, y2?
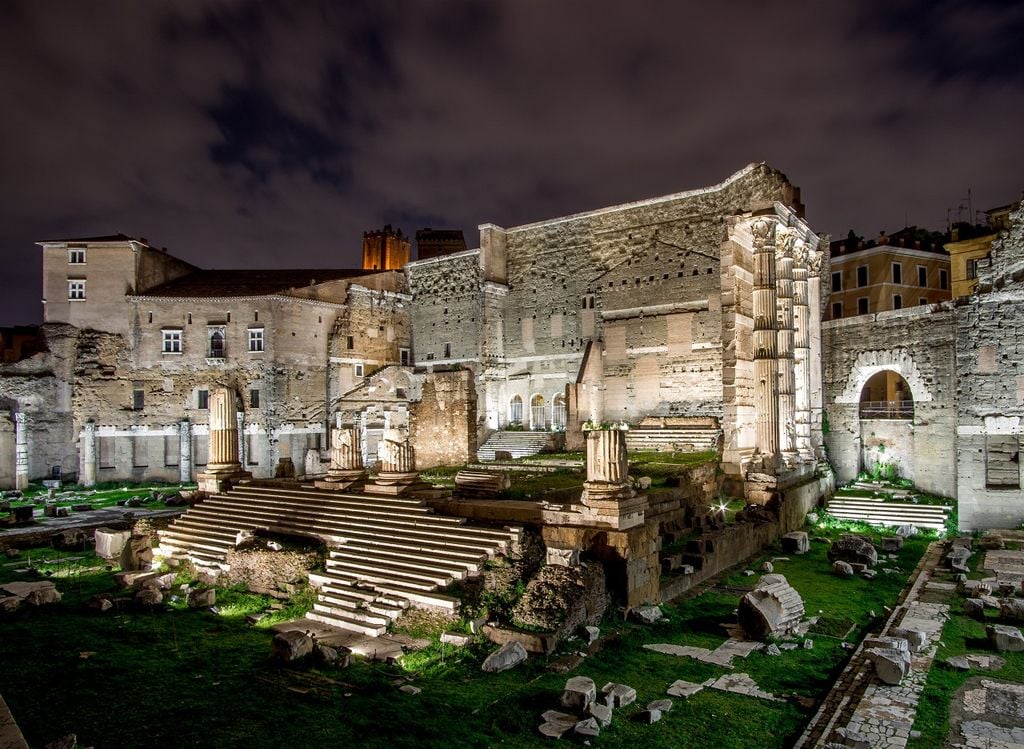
(859, 400, 914, 419)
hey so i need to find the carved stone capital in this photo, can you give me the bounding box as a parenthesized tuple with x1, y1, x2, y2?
(751, 217, 777, 247)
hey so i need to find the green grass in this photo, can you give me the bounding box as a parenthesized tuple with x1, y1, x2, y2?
(0, 530, 930, 749)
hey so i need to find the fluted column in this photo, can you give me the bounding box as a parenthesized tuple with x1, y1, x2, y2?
(776, 229, 797, 458)
(793, 239, 813, 460)
(379, 428, 415, 474)
(751, 217, 780, 466)
(329, 426, 364, 472)
(585, 427, 628, 485)
(807, 249, 826, 459)
(179, 419, 192, 482)
(81, 421, 97, 487)
(14, 413, 29, 490)
(206, 388, 241, 472)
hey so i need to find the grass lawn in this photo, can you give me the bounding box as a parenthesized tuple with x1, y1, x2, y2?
(0, 526, 930, 749)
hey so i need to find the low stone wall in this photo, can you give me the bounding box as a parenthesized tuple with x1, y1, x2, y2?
(222, 548, 320, 590)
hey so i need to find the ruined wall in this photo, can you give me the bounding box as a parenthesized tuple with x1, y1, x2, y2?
(329, 285, 411, 396)
(410, 369, 477, 468)
(406, 250, 482, 364)
(822, 305, 957, 497)
(0, 324, 78, 484)
(956, 201, 1024, 529)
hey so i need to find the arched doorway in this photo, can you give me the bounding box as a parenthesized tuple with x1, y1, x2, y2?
(858, 370, 914, 482)
(530, 394, 546, 431)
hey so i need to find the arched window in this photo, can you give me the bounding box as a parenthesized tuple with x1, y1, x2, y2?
(552, 393, 566, 430)
(530, 394, 546, 431)
(509, 395, 523, 426)
(208, 330, 225, 359)
(859, 371, 914, 419)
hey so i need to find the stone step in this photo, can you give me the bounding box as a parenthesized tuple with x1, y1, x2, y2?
(829, 498, 953, 512)
(233, 484, 428, 509)
(313, 598, 391, 626)
(334, 542, 486, 570)
(203, 494, 462, 527)
(178, 502, 513, 543)
(306, 609, 387, 638)
(326, 557, 457, 588)
(174, 514, 511, 557)
(329, 548, 475, 579)
(225, 488, 435, 515)
(314, 570, 459, 613)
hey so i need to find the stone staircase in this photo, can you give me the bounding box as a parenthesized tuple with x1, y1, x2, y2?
(157, 483, 520, 637)
(825, 495, 952, 532)
(476, 431, 550, 461)
(624, 426, 720, 453)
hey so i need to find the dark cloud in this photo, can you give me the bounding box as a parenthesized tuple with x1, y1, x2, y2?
(1, 0, 1021, 324)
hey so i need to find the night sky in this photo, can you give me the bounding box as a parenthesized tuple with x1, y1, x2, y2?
(1, 0, 1022, 324)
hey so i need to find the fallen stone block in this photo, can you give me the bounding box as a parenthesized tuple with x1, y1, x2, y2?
(889, 626, 927, 652)
(666, 680, 703, 698)
(832, 561, 854, 577)
(946, 653, 1006, 671)
(880, 536, 904, 553)
(482, 641, 528, 673)
(601, 682, 637, 708)
(441, 631, 473, 647)
(273, 630, 313, 663)
(560, 676, 596, 712)
(828, 535, 878, 568)
(865, 646, 911, 685)
(630, 605, 664, 624)
(634, 709, 661, 724)
(188, 588, 216, 608)
(999, 599, 1024, 622)
(573, 717, 600, 738)
(585, 701, 612, 727)
(738, 573, 805, 639)
(538, 710, 576, 739)
(987, 624, 1024, 652)
(781, 531, 810, 555)
(647, 698, 672, 713)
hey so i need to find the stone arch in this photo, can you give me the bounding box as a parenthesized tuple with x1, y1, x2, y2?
(509, 394, 523, 425)
(529, 393, 546, 430)
(835, 348, 933, 405)
(552, 393, 566, 430)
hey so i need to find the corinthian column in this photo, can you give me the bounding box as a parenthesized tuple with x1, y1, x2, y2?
(807, 248, 826, 459)
(751, 217, 780, 467)
(206, 388, 241, 472)
(776, 228, 797, 458)
(792, 239, 813, 460)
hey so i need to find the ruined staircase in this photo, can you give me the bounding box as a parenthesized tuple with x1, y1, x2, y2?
(825, 495, 952, 532)
(157, 484, 520, 637)
(476, 431, 550, 461)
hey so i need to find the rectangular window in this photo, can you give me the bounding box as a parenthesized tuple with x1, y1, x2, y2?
(919, 298, 928, 306)
(68, 248, 86, 264)
(68, 280, 86, 300)
(248, 328, 264, 352)
(400, 347, 410, 366)
(858, 297, 869, 315)
(986, 435, 1020, 488)
(354, 362, 364, 377)
(197, 389, 209, 410)
(918, 265, 927, 287)
(132, 388, 144, 411)
(346, 335, 354, 350)
(831, 302, 842, 319)
(443, 342, 452, 358)
(162, 330, 182, 353)
(967, 258, 978, 279)
(891, 262, 902, 284)
(893, 294, 903, 310)
(425, 352, 435, 361)
(250, 389, 260, 409)
(831, 271, 842, 292)
(856, 266, 868, 288)
(940, 269, 949, 290)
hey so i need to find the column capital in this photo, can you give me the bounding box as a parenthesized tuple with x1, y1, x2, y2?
(751, 216, 778, 246)
(14, 412, 26, 425)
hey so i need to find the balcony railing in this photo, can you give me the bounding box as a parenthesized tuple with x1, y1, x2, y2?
(859, 400, 914, 419)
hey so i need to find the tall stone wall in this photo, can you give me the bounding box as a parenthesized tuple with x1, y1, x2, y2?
(410, 369, 477, 468)
(956, 201, 1024, 529)
(406, 250, 482, 364)
(822, 306, 957, 498)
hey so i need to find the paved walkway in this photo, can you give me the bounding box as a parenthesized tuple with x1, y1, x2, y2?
(793, 541, 952, 749)
(0, 693, 29, 749)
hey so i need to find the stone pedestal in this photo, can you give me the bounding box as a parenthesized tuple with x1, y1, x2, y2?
(315, 426, 367, 491)
(196, 388, 250, 494)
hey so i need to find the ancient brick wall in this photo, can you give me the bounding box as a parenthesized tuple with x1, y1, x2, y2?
(956, 201, 1024, 529)
(822, 305, 957, 497)
(406, 250, 482, 364)
(410, 369, 477, 468)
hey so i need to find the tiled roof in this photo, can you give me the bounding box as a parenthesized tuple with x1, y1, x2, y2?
(38, 233, 141, 244)
(139, 269, 367, 297)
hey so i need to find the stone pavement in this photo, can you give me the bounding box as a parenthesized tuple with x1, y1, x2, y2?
(950, 678, 1024, 749)
(643, 638, 763, 668)
(793, 541, 951, 749)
